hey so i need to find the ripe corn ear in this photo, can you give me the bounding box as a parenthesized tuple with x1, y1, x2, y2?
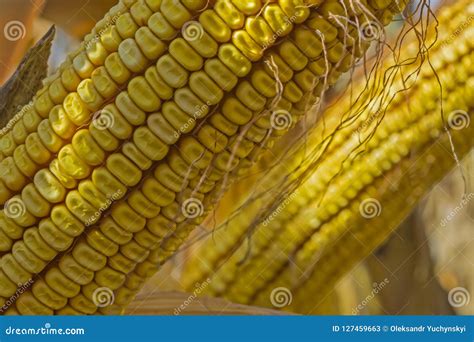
(288, 130, 473, 314)
(0, 0, 405, 314)
(180, 0, 474, 309)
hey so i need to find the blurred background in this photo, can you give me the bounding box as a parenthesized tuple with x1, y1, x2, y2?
(0, 0, 116, 83)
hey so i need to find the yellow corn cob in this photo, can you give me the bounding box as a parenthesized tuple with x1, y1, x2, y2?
(0, 0, 405, 315)
(248, 113, 473, 310)
(94, 7, 414, 315)
(0, 0, 137, 150)
(289, 132, 473, 314)
(179, 0, 474, 308)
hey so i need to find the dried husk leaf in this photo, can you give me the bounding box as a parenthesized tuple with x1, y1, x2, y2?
(0, 25, 55, 126)
(127, 291, 292, 315)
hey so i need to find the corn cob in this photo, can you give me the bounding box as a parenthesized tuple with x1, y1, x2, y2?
(0, 1, 136, 147)
(0, 0, 405, 315)
(180, 0, 474, 307)
(249, 109, 473, 310)
(97, 4, 413, 314)
(0, 0, 211, 202)
(288, 132, 473, 314)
